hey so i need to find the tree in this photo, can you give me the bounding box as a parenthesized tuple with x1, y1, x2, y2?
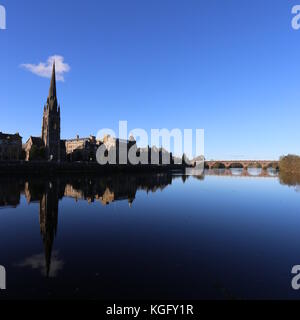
(279, 155, 300, 173)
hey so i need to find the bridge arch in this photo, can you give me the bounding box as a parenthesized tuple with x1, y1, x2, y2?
(211, 162, 226, 169)
(228, 162, 244, 169)
(245, 162, 262, 169)
(264, 162, 279, 170)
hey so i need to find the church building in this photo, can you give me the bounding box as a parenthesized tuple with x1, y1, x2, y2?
(41, 62, 61, 161)
(24, 63, 62, 162)
(23, 62, 138, 163)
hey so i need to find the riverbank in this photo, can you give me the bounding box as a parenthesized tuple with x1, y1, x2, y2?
(0, 161, 186, 176)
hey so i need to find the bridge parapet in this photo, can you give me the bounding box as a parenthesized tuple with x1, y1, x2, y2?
(205, 160, 279, 170)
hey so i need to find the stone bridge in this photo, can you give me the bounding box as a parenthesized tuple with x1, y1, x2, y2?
(205, 160, 279, 170)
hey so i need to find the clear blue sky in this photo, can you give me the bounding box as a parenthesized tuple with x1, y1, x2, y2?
(1, 0, 300, 160)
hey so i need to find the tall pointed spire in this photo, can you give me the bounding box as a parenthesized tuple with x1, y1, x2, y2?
(42, 60, 61, 161)
(48, 62, 57, 99)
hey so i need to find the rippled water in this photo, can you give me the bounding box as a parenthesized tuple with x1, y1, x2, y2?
(0, 170, 300, 300)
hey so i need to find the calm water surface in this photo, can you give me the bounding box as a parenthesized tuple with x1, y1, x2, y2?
(0, 169, 300, 300)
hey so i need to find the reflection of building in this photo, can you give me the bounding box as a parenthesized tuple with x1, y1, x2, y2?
(0, 132, 22, 161)
(24, 180, 49, 203)
(0, 179, 21, 207)
(39, 181, 59, 277)
(99, 188, 115, 205)
(64, 184, 85, 201)
(63, 173, 172, 206)
(0, 173, 175, 275)
(0, 173, 175, 211)
(22, 179, 64, 277)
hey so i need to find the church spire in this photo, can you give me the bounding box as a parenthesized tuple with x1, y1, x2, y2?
(42, 59, 61, 161)
(48, 62, 57, 99)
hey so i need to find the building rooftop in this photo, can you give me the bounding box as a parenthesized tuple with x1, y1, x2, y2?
(0, 132, 22, 142)
(25, 136, 43, 147)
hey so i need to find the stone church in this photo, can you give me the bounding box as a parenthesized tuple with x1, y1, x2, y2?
(24, 63, 62, 161)
(41, 63, 61, 161)
(23, 62, 147, 164)
(24, 63, 134, 163)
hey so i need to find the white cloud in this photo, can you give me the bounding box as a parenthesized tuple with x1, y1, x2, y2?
(21, 55, 70, 82)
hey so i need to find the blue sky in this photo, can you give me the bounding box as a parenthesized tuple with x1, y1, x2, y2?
(0, 0, 300, 160)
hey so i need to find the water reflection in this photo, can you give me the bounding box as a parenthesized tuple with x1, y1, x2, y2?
(247, 168, 262, 176)
(0, 168, 297, 295)
(279, 170, 300, 189)
(267, 167, 278, 176)
(205, 168, 278, 178)
(0, 178, 22, 208)
(15, 251, 64, 278)
(0, 174, 175, 278)
(230, 168, 244, 176)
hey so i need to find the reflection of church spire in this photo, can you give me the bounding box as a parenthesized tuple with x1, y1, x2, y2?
(39, 181, 59, 277)
(128, 197, 134, 208)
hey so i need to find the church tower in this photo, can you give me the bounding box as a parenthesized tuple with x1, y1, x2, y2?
(42, 63, 61, 161)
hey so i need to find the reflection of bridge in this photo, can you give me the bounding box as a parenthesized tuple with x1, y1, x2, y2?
(205, 160, 278, 170)
(205, 168, 277, 178)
